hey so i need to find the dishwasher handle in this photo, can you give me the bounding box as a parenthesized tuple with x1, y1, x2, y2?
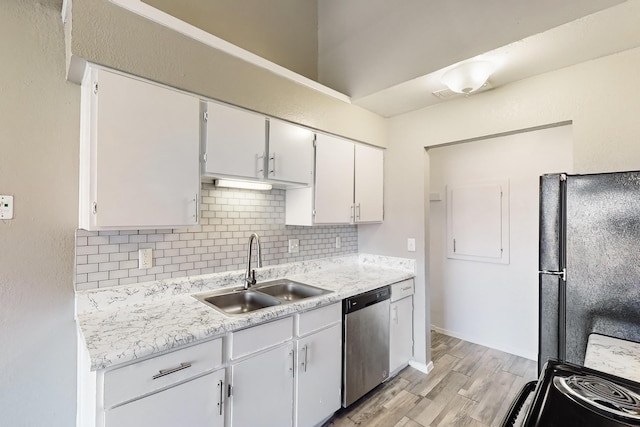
(344, 286, 390, 314)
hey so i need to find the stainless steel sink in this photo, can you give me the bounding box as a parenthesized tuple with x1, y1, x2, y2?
(256, 279, 332, 302)
(196, 289, 281, 315)
(193, 279, 332, 316)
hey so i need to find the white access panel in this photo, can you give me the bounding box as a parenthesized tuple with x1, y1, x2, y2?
(89, 69, 200, 229)
(314, 134, 354, 224)
(446, 180, 510, 264)
(204, 101, 266, 179)
(354, 144, 384, 222)
(267, 119, 314, 185)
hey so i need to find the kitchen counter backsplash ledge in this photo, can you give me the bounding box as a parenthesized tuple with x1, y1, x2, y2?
(76, 254, 415, 315)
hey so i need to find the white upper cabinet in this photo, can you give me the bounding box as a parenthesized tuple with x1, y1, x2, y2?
(285, 133, 384, 226)
(203, 101, 266, 180)
(314, 134, 355, 224)
(267, 119, 314, 185)
(79, 68, 200, 230)
(354, 144, 384, 223)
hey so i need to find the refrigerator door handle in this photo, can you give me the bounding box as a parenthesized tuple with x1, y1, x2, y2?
(539, 268, 566, 281)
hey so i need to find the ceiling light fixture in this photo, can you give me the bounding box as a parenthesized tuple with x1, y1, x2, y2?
(440, 61, 495, 94)
(214, 179, 273, 191)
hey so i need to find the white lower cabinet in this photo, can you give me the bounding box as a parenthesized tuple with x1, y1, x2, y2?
(228, 304, 342, 427)
(295, 323, 342, 427)
(229, 342, 295, 427)
(105, 369, 225, 427)
(79, 304, 346, 427)
(390, 280, 414, 375)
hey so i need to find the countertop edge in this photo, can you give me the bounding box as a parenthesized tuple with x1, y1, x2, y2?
(78, 262, 415, 371)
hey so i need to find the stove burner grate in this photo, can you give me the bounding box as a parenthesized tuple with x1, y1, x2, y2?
(554, 374, 640, 420)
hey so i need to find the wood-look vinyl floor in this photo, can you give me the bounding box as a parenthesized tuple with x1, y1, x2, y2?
(325, 330, 538, 427)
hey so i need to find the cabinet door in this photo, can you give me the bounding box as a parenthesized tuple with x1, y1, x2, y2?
(295, 324, 342, 427)
(314, 134, 354, 224)
(230, 342, 294, 427)
(267, 119, 314, 185)
(390, 297, 414, 374)
(204, 101, 266, 179)
(354, 144, 384, 222)
(105, 369, 225, 427)
(90, 69, 200, 229)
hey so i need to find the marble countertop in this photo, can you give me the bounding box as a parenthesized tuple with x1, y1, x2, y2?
(584, 334, 640, 383)
(76, 254, 415, 371)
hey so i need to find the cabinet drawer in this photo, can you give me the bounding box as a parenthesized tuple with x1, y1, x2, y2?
(230, 316, 293, 360)
(296, 303, 341, 337)
(391, 279, 414, 302)
(104, 338, 222, 408)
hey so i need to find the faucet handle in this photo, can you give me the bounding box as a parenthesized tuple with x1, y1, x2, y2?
(251, 269, 256, 285)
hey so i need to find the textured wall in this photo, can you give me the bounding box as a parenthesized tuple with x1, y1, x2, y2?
(143, 0, 318, 80)
(360, 46, 640, 367)
(69, 0, 388, 148)
(429, 126, 573, 360)
(75, 186, 358, 290)
(0, 0, 79, 424)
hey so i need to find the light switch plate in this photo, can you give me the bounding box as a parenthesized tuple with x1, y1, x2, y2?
(335, 236, 341, 249)
(0, 195, 14, 220)
(139, 248, 153, 269)
(407, 238, 416, 252)
(288, 239, 299, 254)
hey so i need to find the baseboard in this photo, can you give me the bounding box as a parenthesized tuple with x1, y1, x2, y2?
(409, 360, 434, 374)
(431, 326, 538, 361)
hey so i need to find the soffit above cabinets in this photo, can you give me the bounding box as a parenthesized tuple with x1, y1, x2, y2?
(108, 0, 639, 117)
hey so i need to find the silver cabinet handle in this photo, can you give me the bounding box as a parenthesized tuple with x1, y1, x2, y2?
(356, 203, 361, 221)
(301, 344, 308, 373)
(350, 204, 355, 222)
(401, 286, 412, 291)
(289, 349, 295, 377)
(152, 362, 192, 380)
(217, 380, 223, 416)
(269, 153, 276, 176)
(194, 194, 199, 221)
(257, 152, 266, 177)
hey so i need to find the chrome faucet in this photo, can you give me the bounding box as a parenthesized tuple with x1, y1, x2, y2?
(244, 233, 262, 289)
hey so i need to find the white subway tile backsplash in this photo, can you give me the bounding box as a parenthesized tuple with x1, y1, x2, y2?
(75, 186, 358, 289)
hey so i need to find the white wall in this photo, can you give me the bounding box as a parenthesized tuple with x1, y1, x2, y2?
(429, 126, 573, 359)
(0, 0, 79, 424)
(359, 46, 640, 366)
(142, 0, 319, 80)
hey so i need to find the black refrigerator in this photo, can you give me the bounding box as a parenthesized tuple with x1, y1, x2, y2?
(538, 171, 640, 373)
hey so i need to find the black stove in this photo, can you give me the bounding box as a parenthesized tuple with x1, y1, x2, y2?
(502, 360, 640, 426)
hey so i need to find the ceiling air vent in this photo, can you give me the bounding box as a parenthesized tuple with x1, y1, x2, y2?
(431, 88, 459, 100)
(432, 81, 494, 100)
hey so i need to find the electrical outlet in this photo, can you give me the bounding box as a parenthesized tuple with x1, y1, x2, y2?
(407, 238, 416, 252)
(139, 248, 153, 269)
(335, 236, 341, 249)
(0, 195, 14, 220)
(288, 239, 299, 254)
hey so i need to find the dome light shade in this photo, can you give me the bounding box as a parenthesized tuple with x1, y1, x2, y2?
(441, 61, 495, 94)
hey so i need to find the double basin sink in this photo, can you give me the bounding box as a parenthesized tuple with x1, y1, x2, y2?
(194, 279, 332, 316)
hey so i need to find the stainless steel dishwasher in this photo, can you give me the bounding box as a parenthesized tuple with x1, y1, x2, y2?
(342, 286, 391, 407)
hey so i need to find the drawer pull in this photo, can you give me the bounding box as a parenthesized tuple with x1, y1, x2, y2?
(401, 286, 412, 291)
(152, 362, 192, 380)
